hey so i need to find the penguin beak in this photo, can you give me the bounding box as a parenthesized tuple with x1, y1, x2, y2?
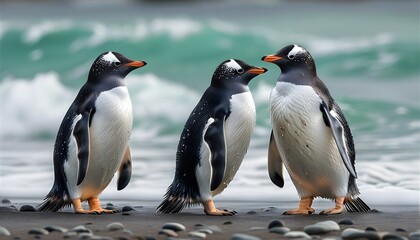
(124, 61, 147, 68)
(247, 67, 268, 75)
(261, 55, 283, 63)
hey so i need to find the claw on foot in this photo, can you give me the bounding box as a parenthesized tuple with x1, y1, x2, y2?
(283, 197, 315, 215)
(203, 200, 236, 216)
(72, 198, 120, 214)
(319, 197, 345, 215)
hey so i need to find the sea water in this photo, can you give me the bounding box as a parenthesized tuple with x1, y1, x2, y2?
(0, 0, 418, 206)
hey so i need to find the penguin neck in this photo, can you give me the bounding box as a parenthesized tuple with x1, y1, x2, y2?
(278, 64, 317, 84)
(87, 75, 126, 92)
(211, 80, 250, 94)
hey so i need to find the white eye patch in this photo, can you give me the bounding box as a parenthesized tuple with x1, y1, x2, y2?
(224, 59, 243, 72)
(102, 52, 120, 64)
(288, 45, 306, 59)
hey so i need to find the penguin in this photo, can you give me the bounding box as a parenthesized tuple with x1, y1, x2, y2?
(38, 52, 147, 214)
(261, 44, 371, 215)
(157, 59, 267, 216)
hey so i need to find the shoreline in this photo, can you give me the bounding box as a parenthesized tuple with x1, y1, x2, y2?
(1, 200, 419, 239)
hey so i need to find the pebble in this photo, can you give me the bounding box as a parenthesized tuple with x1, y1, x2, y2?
(396, 228, 407, 232)
(197, 228, 213, 234)
(338, 218, 355, 225)
(189, 231, 206, 239)
(231, 233, 261, 240)
(63, 231, 78, 238)
(197, 225, 222, 233)
(268, 219, 285, 229)
(1, 199, 11, 204)
(341, 228, 380, 240)
(158, 229, 178, 237)
(382, 233, 407, 240)
(72, 225, 91, 233)
(0, 226, 11, 236)
(20, 205, 36, 212)
(284, 231, 312, 239)
(247, 210, 257, 214)
(0, 206, 18, 212)
(77, 232, 94, 239)
(409, 231, 420, 240)
(122, 206, 135, 212)
(162, 222, 186, 232)
(28, 228, 49, 235)
(44, 225, 68, 233)
(106, 222, 125, 231)
(269, 227, 290, 234)
(365, 226, 378, 232)
(224, 221, 233, 225)
(304, 220, 340, 235)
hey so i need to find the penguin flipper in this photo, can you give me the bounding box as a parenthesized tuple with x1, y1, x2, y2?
(204, 116, 227, 191)
(268, 130, 284, 188)
(117, 146, 132, 191)
(320, 101, 357, 178)
(73, 109, 93, 185)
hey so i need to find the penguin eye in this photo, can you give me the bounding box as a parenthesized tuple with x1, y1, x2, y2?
(114, 61, 121, 67)
(289, 55, 295, 60)
(236, 68, 244, 74)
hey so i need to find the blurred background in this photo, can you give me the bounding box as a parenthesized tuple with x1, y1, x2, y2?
(0, 0, 419, 206)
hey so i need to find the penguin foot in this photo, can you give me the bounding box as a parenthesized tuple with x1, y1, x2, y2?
(283, 197, 315, 215)
(319, 197, 345, 215)
(203, 200, 236, 216)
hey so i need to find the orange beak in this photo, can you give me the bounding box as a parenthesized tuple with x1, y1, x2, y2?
(262, 55, 283, 62)
(125, 61, 147, 68)
(247, 67, 268, 75)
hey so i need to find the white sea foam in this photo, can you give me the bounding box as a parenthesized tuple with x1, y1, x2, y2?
(23, 20, 73, 44)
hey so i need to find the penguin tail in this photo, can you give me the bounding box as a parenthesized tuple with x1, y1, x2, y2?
(38, 184, 71, 212)
(344, 197, 371, 213)
(156, 183, 200, 214)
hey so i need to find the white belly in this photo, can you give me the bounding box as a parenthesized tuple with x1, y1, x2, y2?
(270, 82, 349, 199)
(197, 91, 256, 200)
(65, 86, 133, 200)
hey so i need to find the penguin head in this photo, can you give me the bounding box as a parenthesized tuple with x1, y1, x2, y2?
(261, 45, 316, 74)
(211, 59, 267, 87)
(88, 51, 147, 82)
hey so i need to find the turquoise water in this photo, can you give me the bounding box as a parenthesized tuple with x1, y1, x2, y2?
(0, 1, 419, 204)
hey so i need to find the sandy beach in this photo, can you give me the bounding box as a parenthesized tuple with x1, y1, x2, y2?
(0, 200, 419, 239)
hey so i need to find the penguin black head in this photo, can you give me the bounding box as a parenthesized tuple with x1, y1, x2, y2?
(88, 51, 147, 83)
(262, 45, 316, 75)
(211, 59, 267, 87)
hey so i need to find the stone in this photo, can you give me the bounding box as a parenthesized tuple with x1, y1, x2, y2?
(341, 228, 380, 240)
(268, 219, 285, 229)
(106, 222, 125, 231)
(158, 229, 177, 237)
(0, 226, 11, 236)
(28, 228, 49, 235)
(365, 226, 378, 232)
(0, 206, 18, 212)
(1, 199, 11, 204)
(72, 225, 91, 233)
(304, 220, 340, 235)
(44, 225, 68, 233)
(162, 222, 186, 232)
(339, 218, 355, 225)
(409, 231, 420, 240)
(231, 233, 261, 240)
(269, 227, 290, 234)
(284, 231, 312, 239)
(382, 233, 406, 240)
(189, 231, 206, 239)
(223, 221, 233, 225)
(20, 205, 36, 212)
(122, 206, 135, 212)
(197, 225, 222, 233)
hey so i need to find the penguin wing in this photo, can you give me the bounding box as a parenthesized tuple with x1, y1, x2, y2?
(320, 101, 357, 178)
(117, 145, 132, 191)
(268, 130, 284, 188)
(73, 107, 94, 185)
(204, 115, 227, 191)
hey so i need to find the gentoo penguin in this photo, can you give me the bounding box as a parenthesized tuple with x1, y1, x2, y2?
(157, 59, 267, 216)
(261, 45, 370, 215)
(38, 52, 147, 214)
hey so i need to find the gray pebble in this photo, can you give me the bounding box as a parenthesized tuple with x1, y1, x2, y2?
(159, 229, 178, 237)
(304, 221, 340, 235)
(339, 218, 355, 225)
(189, 231, 206, 239)
(231, 233, 261, 240)
(383, 233, 407, 240)
(197, 225, 222, 233)
(409, 231, 420, 240)
(396, 228, 407, 232)
(0, 206, 18, 212)
(224, 221, 233, 225)
(106, 222, 125, 231)
(44, 225, 68, 233)
(284, 231, 312, 239)
(72, 225, 91, 233)
(77, 232, 94, 240)
(269, 227, 290, 234)
(162, 222, 186, 232)
(1, 199, 11, 204)
(365, 226, 378, 232)
(122, 206, 135, 212)
(197, 228, 213, 234)
(64, 231, 78, 238)
(28, 228, 49, 235)
(247, 210, 257, 214)
(20, 205, 36, 212)
(341, 228, 380, 240)
(268, 219, 285, 229)
(0, 226, 11, 236)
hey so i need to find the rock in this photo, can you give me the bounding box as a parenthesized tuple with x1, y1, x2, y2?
(0, 226, 11, 236)
(28, 228, 49, 235)
(268, 219, 285, 229)
(304, 220, 340, 235)
(158, 229, 178, 237)
(231, 233, 261, 240)
(0, 206, 18, 212)
(339, 218, 355, 225)
(77, 232, 94, 239)
(341, 228, 380, 240)
(44, 225, 68, 233)
(284, 231, 312, 239)
(409, 231, 420, 240)
(1, 199, 11, 204)
(72, 225, 91, 233)
(162, 222, 186, 232)
(122, 206, 135, 212)
(197, 225, 222, 233)
(20, 205, 36, 212)
(224, 221, 233, 225)
(382, 233, 406, 240)
(365, 226, 378, 232)
(106, 222, 125, 231)
(197, 228, 213, 234)
(189, 231, 206, 239)
(269, 227, 290, 234)
(63, 231, 78, 238)
(396, 228, 407, 232)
